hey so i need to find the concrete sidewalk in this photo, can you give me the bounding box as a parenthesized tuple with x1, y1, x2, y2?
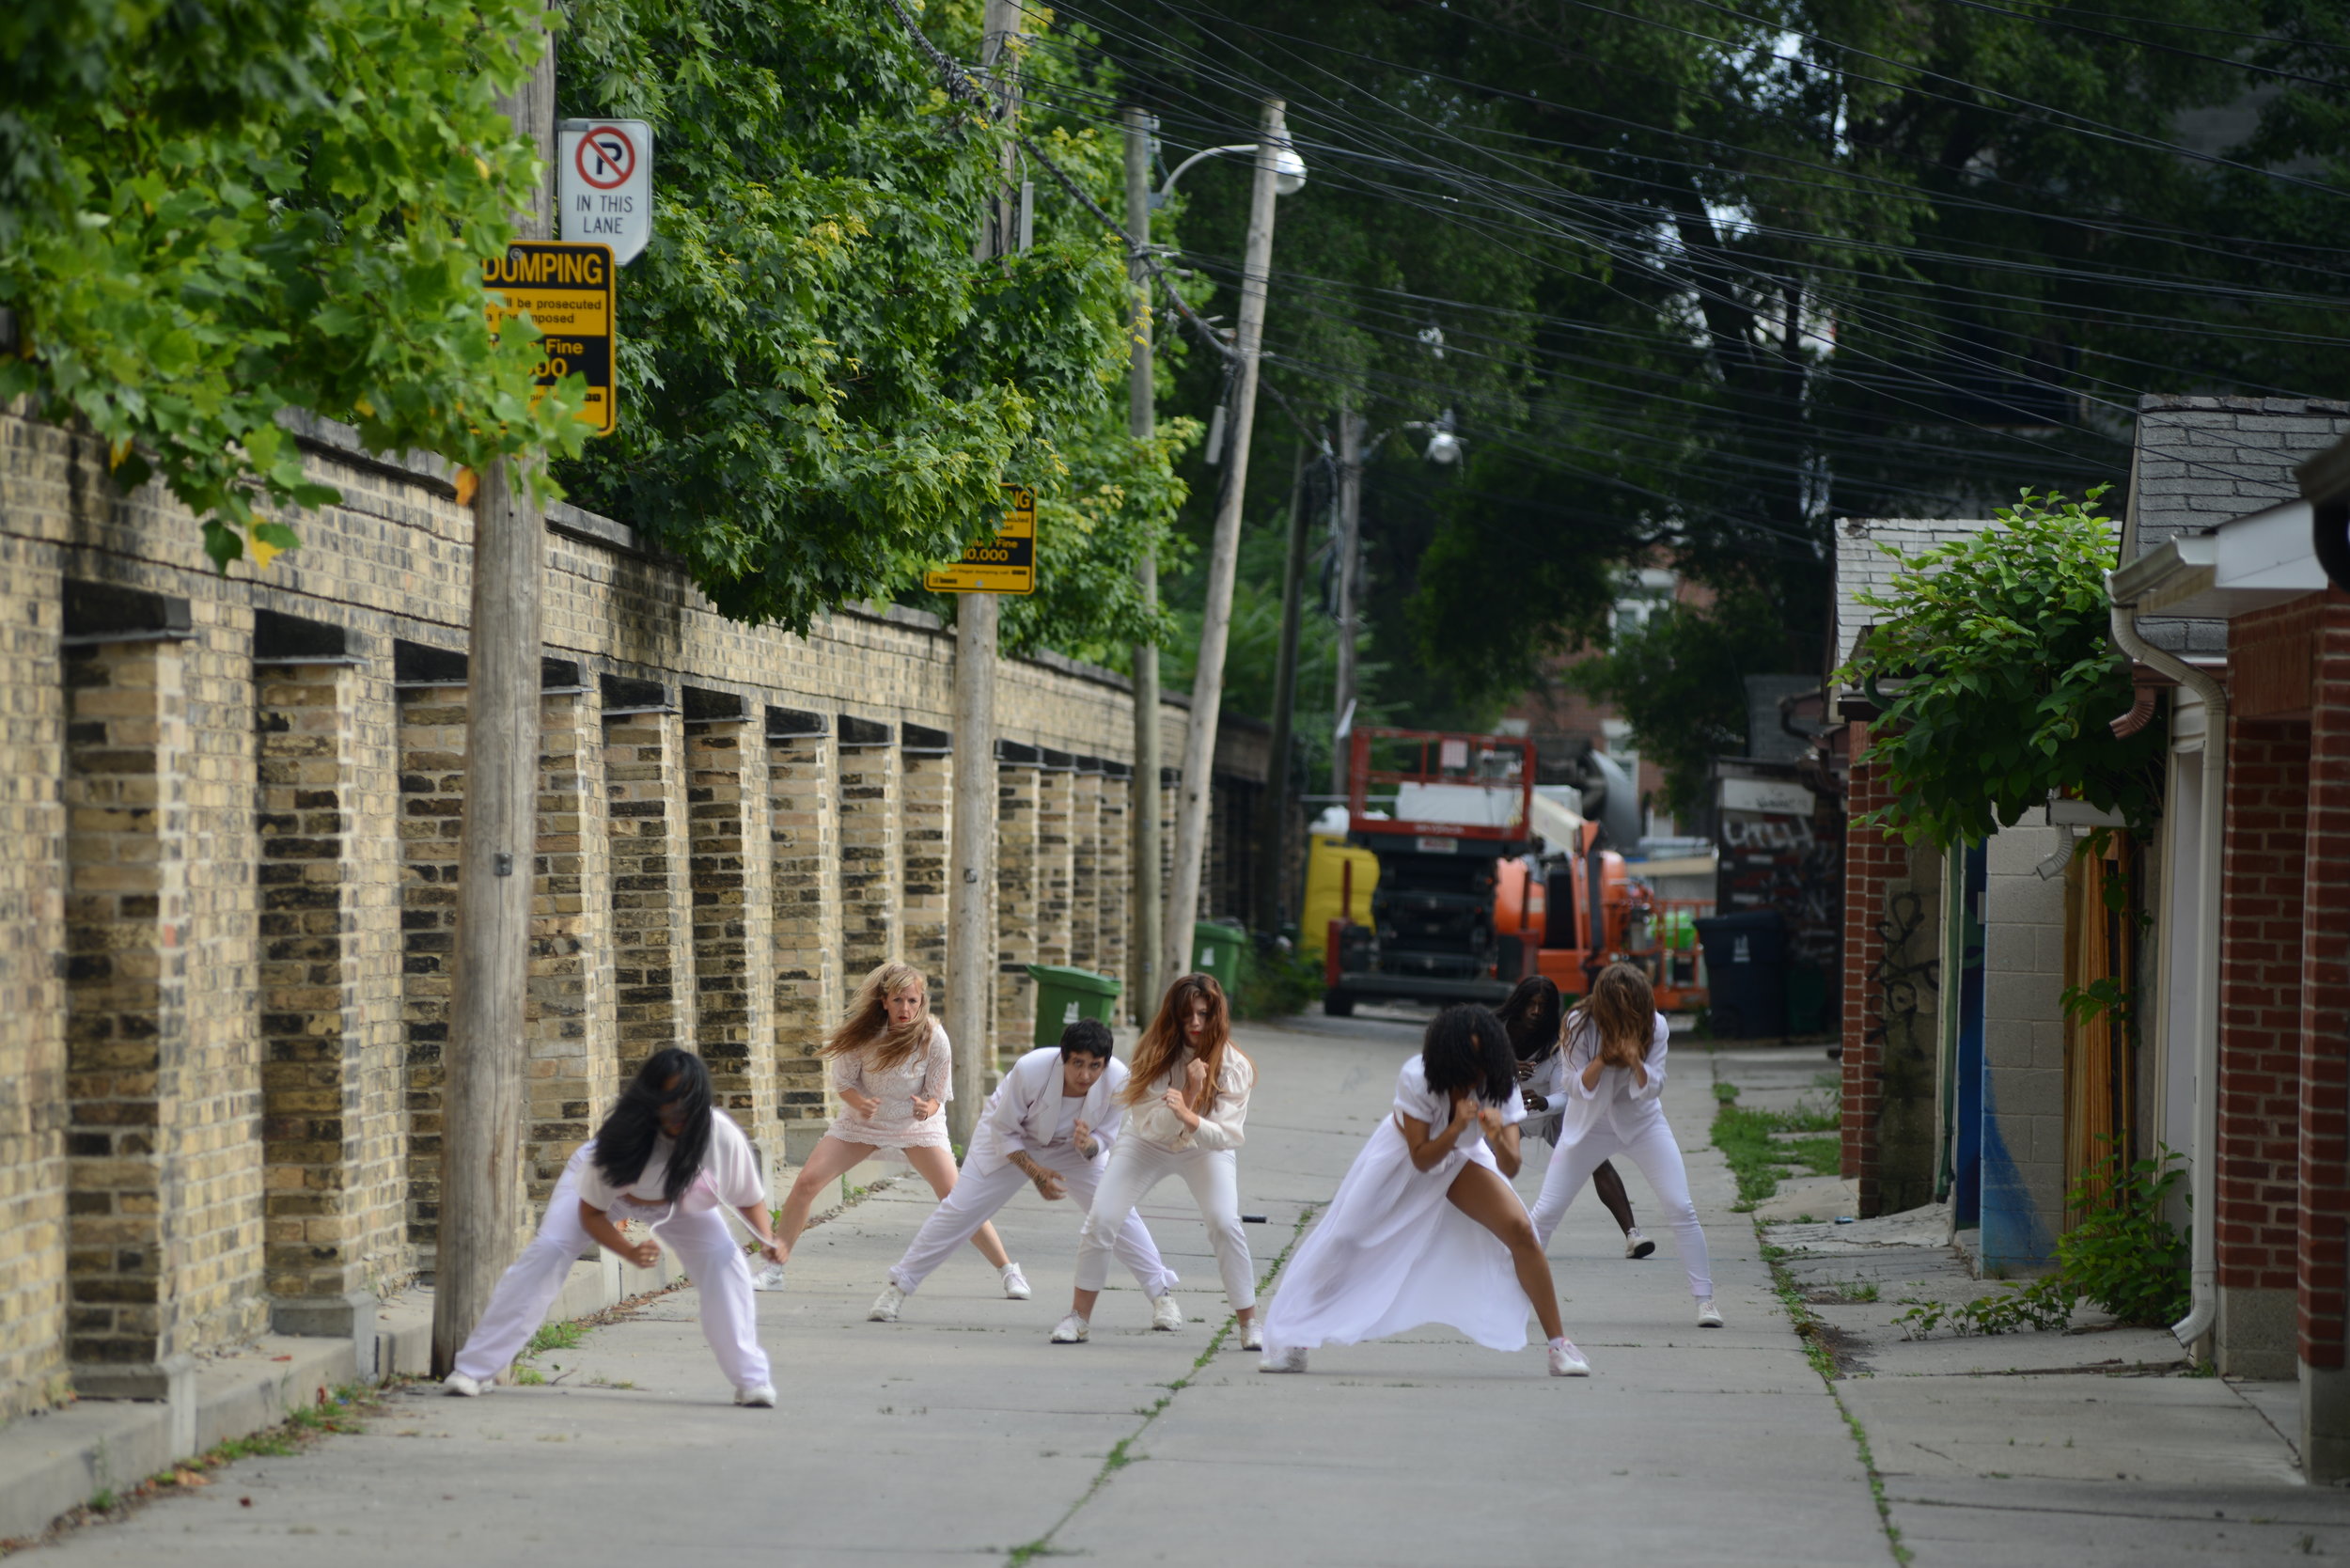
(1718, 1042, 2350, 1567)
(31, 1018, 1888, 1565)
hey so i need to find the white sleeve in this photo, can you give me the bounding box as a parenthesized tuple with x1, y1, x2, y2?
(706, 1112, 766, 1208)
(923, 1024, 954, 1104)
(1090, 1062, 1128, 1154)
(1188, 1054, 1252, 1152)
(1626, 1016, 1669, 1102)
(990, 1051, 1044, 1155)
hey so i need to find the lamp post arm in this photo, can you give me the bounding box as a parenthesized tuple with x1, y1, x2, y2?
(1159, 144, 1261, 197)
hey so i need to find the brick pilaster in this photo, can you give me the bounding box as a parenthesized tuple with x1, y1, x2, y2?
(604, 707, 694, 1078)
(1096, 762, 1131, 1016)
(397, 683, 466, 1253)
(995, 755, 1041, 1068)
(2302, 602, 2350, 1377)
(1035, 754, 1074, 970)
(527, 688, 613, 1207)
(768, 722, 841, 1158)
(899, 745, 952, 1007)
(61, 636, 189, 1388)
(687, 712, 774, 1145)
(1069, 762, 1103, 972)
(837, 735, 901, 996)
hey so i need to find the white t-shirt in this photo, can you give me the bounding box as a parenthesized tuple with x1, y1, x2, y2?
(1392, 1056, 1526, 1154)
(1045, 1093, 1084, 1148)
(574, 1109, 764, 1215)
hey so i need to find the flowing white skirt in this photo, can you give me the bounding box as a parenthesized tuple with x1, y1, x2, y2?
(1262, 1117, 1530, 1356)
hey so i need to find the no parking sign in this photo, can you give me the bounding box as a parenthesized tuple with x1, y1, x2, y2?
(557, 118, 652, 266)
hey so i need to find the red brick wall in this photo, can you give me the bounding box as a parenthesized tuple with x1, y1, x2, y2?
(1841, 721, 1890, 1206)
(2299, 602, 2350, 1370)
(2216, 716, 2309, 1297)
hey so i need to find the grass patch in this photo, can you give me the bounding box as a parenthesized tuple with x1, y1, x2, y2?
(525, 1319, 589, 1357)
(1714, 1100, 1841, 1208)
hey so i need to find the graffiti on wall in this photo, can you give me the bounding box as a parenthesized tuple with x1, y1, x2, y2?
(1718, 808, 1845, 971)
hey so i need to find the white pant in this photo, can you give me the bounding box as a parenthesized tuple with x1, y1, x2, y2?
(890, 1143, 1176, 1297)
(1075, 1139, 1254, 1310)
(1529, 1115, 1714, 1299)
(453, 1148, 772, 1391)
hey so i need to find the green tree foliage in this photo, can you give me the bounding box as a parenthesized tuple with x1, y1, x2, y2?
(1, 0, 584, 570)
(1077, 0, 2350, 736)
(555, 0, 1194, 648)
(1839, 488, 2162, 847)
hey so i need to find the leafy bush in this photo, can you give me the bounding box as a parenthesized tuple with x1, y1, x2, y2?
(1839, 488, 2163, 848)
(1230, 947, 1320, 1021)
(1895, 1145, 2188, 1339)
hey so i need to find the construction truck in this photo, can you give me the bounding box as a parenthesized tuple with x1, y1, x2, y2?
(1317, 727, 1707, 1017)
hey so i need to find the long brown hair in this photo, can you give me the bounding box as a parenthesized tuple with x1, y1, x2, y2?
(1122, 973, 1242, 1111)
(822, 961, 934, 1073)
(1564, 962, 1654, 1067)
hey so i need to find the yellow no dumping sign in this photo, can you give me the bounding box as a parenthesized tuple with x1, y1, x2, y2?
(925, 483, 1037, 594)
(481, 241, 617, 436)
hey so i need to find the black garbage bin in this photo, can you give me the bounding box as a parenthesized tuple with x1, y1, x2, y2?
(1694, 910, 1787, 1040)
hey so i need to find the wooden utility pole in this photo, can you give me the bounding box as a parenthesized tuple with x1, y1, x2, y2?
(1329, 398, 1362, 801)
(1258, 445, 1309, 937)
(1123, 107, 1164, 1019)
(948, 0, 1023, 1141)
(433, 16, 556, 1377)
(1166, 98, 1291, 988)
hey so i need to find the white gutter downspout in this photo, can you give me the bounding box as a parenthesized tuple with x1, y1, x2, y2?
(2107, 576, 2225, 1354)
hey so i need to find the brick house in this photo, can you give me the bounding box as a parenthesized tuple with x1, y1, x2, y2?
(2106, 396, 2350, 1481)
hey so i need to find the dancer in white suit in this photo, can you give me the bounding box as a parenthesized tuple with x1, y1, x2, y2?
(442, 1048, 784, 1406)
(1528, 962, 1722, 1327)
(1056, 973, 1259, 1347)
(868, 1020, 1181, 1325)
(1258, 1005, 1590, 1377)
(762, 961, 1024, 1299)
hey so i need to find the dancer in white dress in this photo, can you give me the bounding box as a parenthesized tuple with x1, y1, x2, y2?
(1055, 973, 1260, 1345)
(867, 1020, 1181, 1325)
(1259, 1005, 1591, 1377)
(763, 962, 1024, 1298)
(1497, 977, 1653, 1260)
(442, 1048, 785, 1405)
(1528, 963, 1722, 1328)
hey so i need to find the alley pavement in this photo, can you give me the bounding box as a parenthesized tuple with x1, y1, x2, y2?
(28, 1017, 2344, 1565)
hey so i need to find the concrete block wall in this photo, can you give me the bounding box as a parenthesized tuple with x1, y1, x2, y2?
(1979, 813, 2068, 1271)
(0, 404, 1249, 1417)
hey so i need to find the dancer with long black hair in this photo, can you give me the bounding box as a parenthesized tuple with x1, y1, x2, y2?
(442, 1047, 782, 1406)
(1529, 962, 1721, 1328)
(1258, 1005, 1590, 1377)
(1055, 973, 1258, 1345)
(1496, 976, 1654, 1260)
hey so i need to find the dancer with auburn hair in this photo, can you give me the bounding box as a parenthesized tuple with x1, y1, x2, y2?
(1496, 976, 1654, 1260)
(1054, 973, 1259, 1345)
(1528, 962, 1722, 1328)
(760, 962, 1026, 1301)
(443, 1048, 783, 1406)
(1258, 1005, 1590, 1377)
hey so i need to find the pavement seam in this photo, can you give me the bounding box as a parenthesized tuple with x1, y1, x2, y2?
(1000, 1206, 1315, 1565)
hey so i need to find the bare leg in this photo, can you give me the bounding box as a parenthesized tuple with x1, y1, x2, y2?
(1070, 1286, 1101, 1318)
(1591, 1160, 1637, 1234)
(775, 1137, 877, 1261)
(902, 1145, 1010, 1269)
(1448, 1162, 1566, 1342)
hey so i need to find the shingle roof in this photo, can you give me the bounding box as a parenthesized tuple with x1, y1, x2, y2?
(2127, 395, 2350, 653)
(1831, 518, 1997, 682)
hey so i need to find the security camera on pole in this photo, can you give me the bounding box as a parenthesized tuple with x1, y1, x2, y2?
(1162, 99, 1305, 999)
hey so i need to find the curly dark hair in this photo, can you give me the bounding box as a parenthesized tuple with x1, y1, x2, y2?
(591, 1048, 713, 1202)
(1419, 1004, 1518, 1106)
(1495, 976, 1563, 1062)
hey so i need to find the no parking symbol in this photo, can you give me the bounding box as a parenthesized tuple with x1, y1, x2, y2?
(557, 118, 652, 266)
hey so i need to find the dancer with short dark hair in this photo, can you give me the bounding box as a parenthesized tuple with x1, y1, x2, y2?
(868, 1019, 1181, 1326)
(1257, 1004, 1590, 1377)
(1528, 963, 1721, 1328)
(442, 1048, 783, 1406)
(1496, 976, 1653, 1260)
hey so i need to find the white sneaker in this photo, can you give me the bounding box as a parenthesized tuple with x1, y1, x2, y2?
(1001, 1262, 1031, 1301)
(751, 1263, 789, 1293)
(870, 1283, 905, 1323)
(1624, 1229, 1656, 1260)
(441, 1372, 483, 1398)
(1547, 1339, 1591, 1377)
(1698, 1297, 1724, 1328)
(734, 1384, 776, 1407)
(1050, 1313, 1089, 1344)
(1152, 1294, 1184, 1332)
(1260, 1345, 1308, 1373)
(1240, 1320, 1262, 1352)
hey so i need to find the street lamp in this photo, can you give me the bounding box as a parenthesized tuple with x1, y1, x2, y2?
(1155, 139, 1308, 203)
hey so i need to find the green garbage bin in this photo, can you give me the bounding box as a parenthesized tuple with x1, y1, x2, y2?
(1190, 920, 1249, 989)
(1026, 964, 1123, 1048)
